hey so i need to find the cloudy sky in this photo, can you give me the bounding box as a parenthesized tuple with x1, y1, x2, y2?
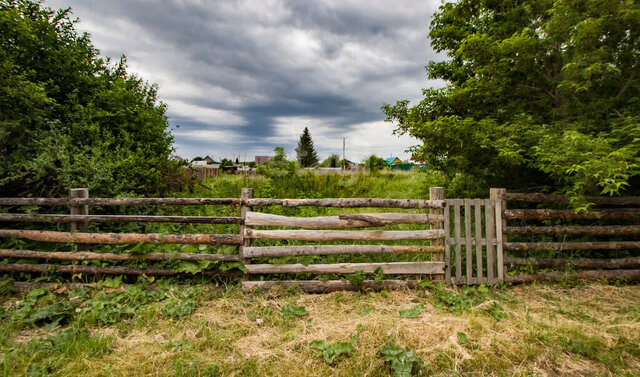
(47, 0, 445, 162)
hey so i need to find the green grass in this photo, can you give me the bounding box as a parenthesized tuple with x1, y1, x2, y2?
(0, 281, 638, 376)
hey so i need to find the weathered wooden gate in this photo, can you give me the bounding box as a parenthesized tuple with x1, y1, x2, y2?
(443, 189, 505, 285)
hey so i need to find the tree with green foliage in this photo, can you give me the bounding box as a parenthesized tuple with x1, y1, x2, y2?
(363, 155, 388, 172)
(322, 154, 341, 168)
(383, 0, 640, 204)
(0, 0, 176, 197)
(273, 146, 287, 163)
(295, 127, 319, 167)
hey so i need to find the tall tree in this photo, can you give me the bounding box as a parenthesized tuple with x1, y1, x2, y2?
(295, 127, 319, 167)
(0, 0, 175, 197)
(383, 0, 640, 204)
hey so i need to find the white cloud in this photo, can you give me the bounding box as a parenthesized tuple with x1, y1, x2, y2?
(167, 100, 246, 126)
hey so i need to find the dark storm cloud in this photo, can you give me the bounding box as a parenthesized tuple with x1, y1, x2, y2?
(47, 0, 444, 161)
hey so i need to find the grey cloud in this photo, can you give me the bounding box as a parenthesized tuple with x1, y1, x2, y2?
(46, 0, 444, 160)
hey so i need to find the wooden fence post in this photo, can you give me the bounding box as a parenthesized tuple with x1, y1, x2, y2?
(240, 188, 254, 270)
(490, 188, 506, 282)
(69, 188, 88, 232)
(430, 187, 445, 282)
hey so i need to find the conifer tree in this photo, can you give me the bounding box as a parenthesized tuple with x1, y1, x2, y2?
(295, 127, 319, 167)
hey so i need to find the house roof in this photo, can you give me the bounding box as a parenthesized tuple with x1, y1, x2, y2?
(385, 157, 401, 165)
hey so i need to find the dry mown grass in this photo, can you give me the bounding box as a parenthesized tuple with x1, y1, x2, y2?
(48, 282, 638, 377)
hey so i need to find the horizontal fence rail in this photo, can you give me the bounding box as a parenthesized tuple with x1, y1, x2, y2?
(0, 249, 242, 262)
(244, 229, 445, 241)
(245, 198, 445, 208)
(0, 213, 243, 224)
(504, 208, 640, 220)
(243, 245, 444, 258)
(244, 211, 442, 228)
(504, 192, 640, 206)
(0, 197, 242, 206)
(0, 230, 243, 245)
(245, 262, 445, 275)
(502, 190, 640, 284)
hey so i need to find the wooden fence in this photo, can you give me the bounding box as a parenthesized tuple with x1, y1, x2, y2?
(0, 188, 447, 292)
(1, 188, 639, 291)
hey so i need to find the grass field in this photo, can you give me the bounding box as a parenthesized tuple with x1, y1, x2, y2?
(1, 280, 639, 376)
(2, 172, 639, 376)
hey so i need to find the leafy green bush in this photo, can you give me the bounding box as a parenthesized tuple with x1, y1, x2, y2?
(0, 1, 177, 197)
(309, 339, 356, 365)
(380, 343, 423, 377)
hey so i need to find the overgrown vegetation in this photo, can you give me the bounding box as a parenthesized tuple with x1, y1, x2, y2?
(383, 0, 640, 203)
(0, 282, 638, 375)
(0, 0, 183, 197)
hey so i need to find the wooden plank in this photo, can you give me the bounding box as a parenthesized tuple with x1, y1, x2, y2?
(504, 208, 640, 220)
(504, 241, 640, 251)
(485, 199, 496, 283)
(0, 213, 243, 224)
(505, 269, 640, 284)
(454, 204, 462, 283)
(244, 211, 441, 229)
(504, 192, 640, 206)
(246, 198, 445, 209)
(244, 229, 444, 241)
(0, 197, 242, 206)
(444, 201, 451, 282)
(494, 198, 504, 282)
(0, 263, 242, 277)
(474, 199, 484, 283)
(243, 245, 443, 258)
(464, 199, 473, 284)
(245, 261, 445, 275)
(504, 257, 640, 269)
(504, 225, 640, 236)
(0, 229, 242, 245)
(242, 280, 422, 293)
(0, 249, 242, 262)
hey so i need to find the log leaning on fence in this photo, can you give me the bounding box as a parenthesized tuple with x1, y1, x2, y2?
(242, 244, 444, 258)
(504, 192, 640, 206)
(244, 211, 442, 229)
(504, 208, 640, 220)
(504, 241, 640, 251)
(245, 198, 445, 209)
(245, 262, 445, 275)
(0, 213, 243, 224)
(244, 229, 445, 241)
(0, 229, 242, 245)
(505, 269, 640, 284)
(504, 257, 640, 269)
(0, 263, 243, 277)
(242, 280, 422, 293)
(504, 225, 640, 236)
(0, 249, 242, 262)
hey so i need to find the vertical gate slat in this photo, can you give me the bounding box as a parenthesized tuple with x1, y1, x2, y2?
(454, 204, 462, 283)
(464, 199, 473, 284)
(494, 199, 504, 282)
(474, 199, 484, 284)
(444, 204, 451, 282)
(485, 199, 495, 283)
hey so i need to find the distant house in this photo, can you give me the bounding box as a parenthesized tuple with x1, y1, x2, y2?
(203, 156, 215, 163)
(385, 157, 402, 166)
(255, 156, 274, 165)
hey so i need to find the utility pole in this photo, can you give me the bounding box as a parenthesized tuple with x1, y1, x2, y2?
(342, 137, 346, 170)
